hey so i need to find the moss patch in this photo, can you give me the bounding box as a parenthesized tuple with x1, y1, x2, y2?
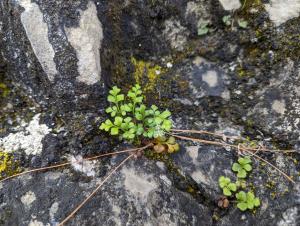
(131, 56, 168, 93)
(0, 151, 21, 180)
(0, 83, 9, 97)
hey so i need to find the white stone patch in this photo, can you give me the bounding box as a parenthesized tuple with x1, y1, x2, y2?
(122, 167, 158, 201)
(18, 0, 57, 81)
(28, 219, 44, 226)
(65, 1, 103, 85)
(219, 0, 241, 11)
(156, 161, 165, 170)
(191, 170, 210, 185)
(265, 0, 300, 26)
(110, 204, 121, 225)
(272, 99, 286, 114)
(276, 154, 286, 168)
(186, 146, 199, 165)
(49, 202, 59, 222)
(163, 19, 188, 51)
(21, 191, 36, 207)
(221, 90, 230, 100)
(202, 70, 218, 87)
(159, 175, 172, 186)
(0, 114, 51, 155)
(68, 155, 96, 177)
(277, 207, 299, 226)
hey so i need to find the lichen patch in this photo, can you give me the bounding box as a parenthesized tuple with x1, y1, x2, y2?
(122, 167, 158, 201)
(0, 114, 51, 155)
(272, 100, 286, 114)
(202, 70, 218, 88)
(21, 191, 36, 208)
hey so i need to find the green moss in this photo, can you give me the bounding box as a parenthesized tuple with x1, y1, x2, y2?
(131, 57, 168, 93)
(0, 83, 9, 97)
(0, 151, 21, 180)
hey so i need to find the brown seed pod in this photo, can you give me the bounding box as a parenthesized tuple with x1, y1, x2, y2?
(218, 196, 229, 208)
(153, 144, 166, 153)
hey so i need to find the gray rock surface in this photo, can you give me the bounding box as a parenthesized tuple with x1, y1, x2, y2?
(1, 0, 300, 226)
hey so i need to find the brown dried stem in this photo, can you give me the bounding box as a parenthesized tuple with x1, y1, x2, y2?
(172, 134, 295, 183)
(58, 153, 134, 226)
(0, 144, 152, 183)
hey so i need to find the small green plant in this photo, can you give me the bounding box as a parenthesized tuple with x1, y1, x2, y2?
(197, 20, 210, 36)
(236, 191, 260, 211)
(100, 84, 173, 141)
(222, 15, 232, 26)
(218, 156, 260, 211)
(238, 19, 248, 28)
(222, 15, 248, 29)
(232, 157, 252, 178)
(218, 176, 237, 196)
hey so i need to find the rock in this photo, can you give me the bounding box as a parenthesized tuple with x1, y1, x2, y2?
(265, 0, 300, 26)
(1, 0, 300, 225)
(0, 156, 211, 226)
(0, 0, 105, 112)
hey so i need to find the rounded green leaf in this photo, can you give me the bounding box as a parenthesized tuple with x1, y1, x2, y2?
(154, 117, 163, 124)
(247, 192, 255, 200)
(228, 183, 237, 192)
(247, 202, 254, 209)
(223, 188, 232, 196)
(114, 117, 123, 126)
(254, 198, 260, 207)
(107, 95, 115, 103)
(151, 105, 158, 111)
(237, 202, 248, 211)
(99, 123, 106, 130)
(160, 110, 171, 119)
(232, 163, 241, 172)
(219, 176, 227, 188)
(106, 107, 113, 113)
(243, 164, 252, 172)
(237, 169, 247, 178)
(116, 94, 124, 102)
(236, 191, 247, 201)
(110, 127, 119, 135)
(238, 157, 251, 165)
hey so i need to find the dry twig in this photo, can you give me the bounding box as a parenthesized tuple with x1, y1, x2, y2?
(172, 134, 295, 183)
(58, 153, 134, 226)
(0, 144, 152, 183)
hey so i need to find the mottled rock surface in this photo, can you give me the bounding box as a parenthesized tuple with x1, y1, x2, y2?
(1, 0, 300, 226)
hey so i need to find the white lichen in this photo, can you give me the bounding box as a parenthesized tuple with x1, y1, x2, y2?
(122, 167, 158, 201)
(28, 219, 45, 226)
(202, 70, 218, 88)
(69, 155, 96, 177)
(21, 191, 36, 208)
(277, 207, 299, 226)
(163, 19, 189, 51)
(49, 202, 59, 222)
(0, 114, 51, 155)
(272, 99, 286, 114)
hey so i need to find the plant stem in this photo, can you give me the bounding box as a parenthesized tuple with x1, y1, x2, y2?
(0, 144, 152, 183)
(58, 154, 134, 226)
(172, 134, 295, 183)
